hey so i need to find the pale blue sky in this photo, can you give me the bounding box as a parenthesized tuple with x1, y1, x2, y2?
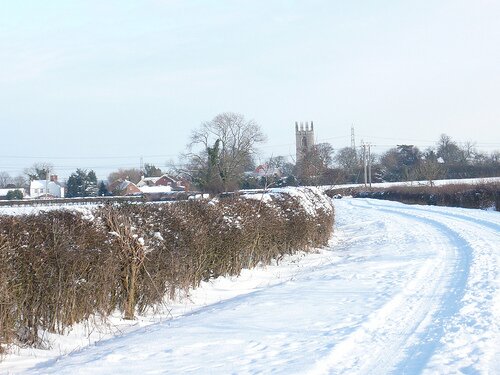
(1, 0, 499, 179)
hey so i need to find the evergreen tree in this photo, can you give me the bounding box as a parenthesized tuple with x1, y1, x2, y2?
(98, 181, 110, 196)
(6, 190, 23, 200)
(66, 169, 99, 197)
(86, 170, 98, 196)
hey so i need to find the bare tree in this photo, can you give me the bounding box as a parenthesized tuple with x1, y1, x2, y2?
(12, 175, 27, 188)
(437, 134, 462, 164)
(417, 159, 444, 186)
(297, 143, 334, 185)
(24, 163, 54, 181)
(0, 172, 11, 188)
(334, 147, 358, 171)
(333, 147, 362, 183)
(108, 168, 143, 184)
(187, 112, 266, 193)
(265, 156, 294, 176)
(460, 141, 478, 164)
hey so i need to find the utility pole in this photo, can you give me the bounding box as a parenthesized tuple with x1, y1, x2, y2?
(351, 124, 356, 150)
(140, 156, 144, 175)
(45, 166, 50, 199)
(362, 142, 367, 187)
(368, 143, 372, 188)
(361, 142, 372, 188)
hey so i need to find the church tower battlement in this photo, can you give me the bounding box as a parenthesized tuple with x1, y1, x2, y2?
(295, 121, 314, 163)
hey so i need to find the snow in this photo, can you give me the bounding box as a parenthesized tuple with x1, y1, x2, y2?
(321, 176, 500, 191)
(241, 187, 334, 217)
(2, 197, 499, 374)
(0, 204, 98, 217)
(271, 186, 334, 216)
(138, 185, 172, 193)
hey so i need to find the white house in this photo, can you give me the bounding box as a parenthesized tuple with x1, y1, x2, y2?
(30, 176, 65, 198)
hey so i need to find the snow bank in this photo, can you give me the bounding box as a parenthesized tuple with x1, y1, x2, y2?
(241, 186, 334, 217)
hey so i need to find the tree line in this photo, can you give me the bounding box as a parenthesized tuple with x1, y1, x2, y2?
(1, 113, 499, 198)
(297, 133, 499, 186)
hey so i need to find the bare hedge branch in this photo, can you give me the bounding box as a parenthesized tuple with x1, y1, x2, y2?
(0, 189, 334, 353)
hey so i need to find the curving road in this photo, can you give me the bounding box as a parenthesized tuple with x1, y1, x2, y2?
(25, 198, 500, 374)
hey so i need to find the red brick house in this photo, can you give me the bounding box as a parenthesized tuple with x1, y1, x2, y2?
(109, 179, 141, 196)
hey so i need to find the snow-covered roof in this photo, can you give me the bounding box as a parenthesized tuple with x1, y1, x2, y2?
(116, 180, 134, 191)
(30, 180, 46, 189)
(30, 180, 62, 188)
(137, 177, 160, 187)
(139, 185, 172, 193)
(142, 176, 161, 182)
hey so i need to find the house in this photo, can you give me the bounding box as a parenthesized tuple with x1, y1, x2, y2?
(254, 164, 282, 178)
(29, 175, 64, 198)
(109, 179, 141, 196)
(137, 174, 189, 191)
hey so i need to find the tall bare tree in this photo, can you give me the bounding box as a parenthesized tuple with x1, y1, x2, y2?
(187, 112, 266, 193)
(437, 134, 462, 164)
(24, 163, 53, 181)
(0, 172, 11, 188)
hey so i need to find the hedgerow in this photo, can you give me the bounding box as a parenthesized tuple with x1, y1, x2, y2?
(0, 188, 333, 353)
(325, 182, 499, 211)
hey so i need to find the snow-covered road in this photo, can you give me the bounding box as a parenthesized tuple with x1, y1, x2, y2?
(24, 199, 500, 374)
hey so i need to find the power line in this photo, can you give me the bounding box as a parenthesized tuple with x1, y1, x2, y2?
(0, 154, 179, 160)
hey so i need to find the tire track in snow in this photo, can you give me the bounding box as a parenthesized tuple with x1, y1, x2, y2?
(362, 199, 500, 373)
(308, 199, 472, 375)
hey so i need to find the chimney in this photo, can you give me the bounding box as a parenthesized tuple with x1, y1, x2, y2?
(50, 175, 58, 182)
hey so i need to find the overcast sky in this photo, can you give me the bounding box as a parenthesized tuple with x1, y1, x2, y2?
(1, 0, 499, 179)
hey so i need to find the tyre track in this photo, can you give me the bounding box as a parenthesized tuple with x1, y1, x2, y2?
(309, 199, 470, 375)
(362, 199, 500, 373)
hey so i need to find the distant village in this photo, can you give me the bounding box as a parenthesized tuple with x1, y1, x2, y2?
(1, 116, 499, 202)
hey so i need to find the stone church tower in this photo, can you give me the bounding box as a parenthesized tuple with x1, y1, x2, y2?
(295, 121, 315, 163)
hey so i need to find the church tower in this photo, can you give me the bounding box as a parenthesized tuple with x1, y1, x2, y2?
(295, 121, 315, 163)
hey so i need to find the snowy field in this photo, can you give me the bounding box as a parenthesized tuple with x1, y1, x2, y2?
(2, 197, 500, 374)
(320, 176, 500, 191)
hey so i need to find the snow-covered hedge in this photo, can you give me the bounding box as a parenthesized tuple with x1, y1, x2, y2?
(325, 182, 499, 211)
(0, 187, 333, 353)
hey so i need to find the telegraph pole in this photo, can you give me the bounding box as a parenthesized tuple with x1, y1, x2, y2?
(362, 143, 367, 187)
(351, 124, 356, 150)
(45, 166, 50, 199)
(361, 142, 372, 188)
(368, 143, 372, 188)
